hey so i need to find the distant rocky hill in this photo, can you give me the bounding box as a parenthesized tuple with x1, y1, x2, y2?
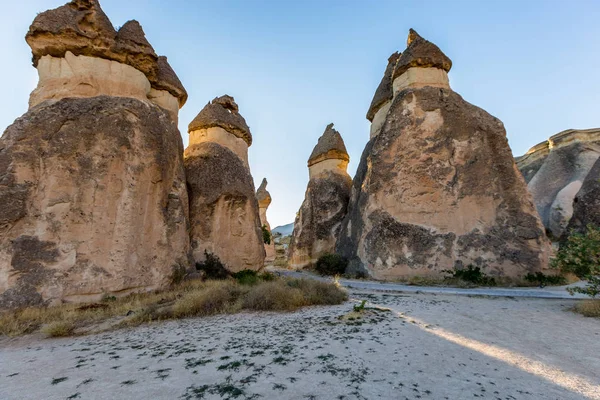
(272, 223, 294, 236)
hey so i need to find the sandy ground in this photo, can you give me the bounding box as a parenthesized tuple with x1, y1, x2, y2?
(0, 290, 598, 400)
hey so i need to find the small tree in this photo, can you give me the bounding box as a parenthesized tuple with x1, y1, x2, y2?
(553, 224, 600, 298)
(262, 225, 271, 245)
(315, 254, 348, 276)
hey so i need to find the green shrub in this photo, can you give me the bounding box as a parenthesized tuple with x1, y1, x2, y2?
(353, 300, 367, 313)
(524, 272, 566, 286)
(232, 270, 260, 285)
(554, 225, 600, 298)
(315, 254, 348, 276)
(553, 225, 600, 278)
(196, 251, 229, 280)
(262, 225, 271, 245)
(444, 264, 496, 286)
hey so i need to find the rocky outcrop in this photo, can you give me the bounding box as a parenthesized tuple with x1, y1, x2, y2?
(564, 156, 600, 237)
(288, 124, 352, 269)
(516, 128, 600, 238)
(256, 178, 276, 263)
(0, 0, 190, 309)
(337, 30, 549, 280)
(26, 0, 187, 122)
(185, 96, 265, 272)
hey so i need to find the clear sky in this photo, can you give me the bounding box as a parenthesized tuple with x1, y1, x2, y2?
(2, 0, 600, 228)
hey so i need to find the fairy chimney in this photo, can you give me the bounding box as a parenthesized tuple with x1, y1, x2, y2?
(0, 0, 190, 309)
(288, 124, 352, 269)
(337, 30, 550, 280)
(185, 96, 265, 272)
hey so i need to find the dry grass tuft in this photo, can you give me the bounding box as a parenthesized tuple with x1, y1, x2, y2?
(173, 281, 244, 317)
(573, 299, 600, 318)
(42, 320, 75, 337)
(243, 281, 305, 311)
(0, 277, 347, 337)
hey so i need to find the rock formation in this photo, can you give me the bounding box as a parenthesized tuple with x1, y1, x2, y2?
(0, 0, 189, 309)
(185, 95, 265, 272)
(564, 156, 600, 237)
(516, 128, 600, 238)
(288, 124, 352, 269)
(256, 178, 276, 263)
(337, 29, 549, 280)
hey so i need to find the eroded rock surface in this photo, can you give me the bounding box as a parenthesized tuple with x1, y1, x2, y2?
(0, 0, 190, 309)
(564, 156, 600, 238)
(289, 124, 352, 269)
(185, 96, 265, 272)
(337, 30, 549, 280)
(26, 0, 187, 116)
(516, 128, 600, 238)
(0, 97, 189, 309)
(256, 178, 276, 263)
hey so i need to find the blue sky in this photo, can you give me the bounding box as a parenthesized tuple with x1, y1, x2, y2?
(2, 0, 600, 227)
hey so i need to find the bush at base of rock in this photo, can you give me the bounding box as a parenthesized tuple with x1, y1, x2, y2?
(315, 254, 348, 276)
(524, 272, 566, 287)
(262, 225, 272, 245)
(444, 265, 496, 286)
(195, 251, 230, 280)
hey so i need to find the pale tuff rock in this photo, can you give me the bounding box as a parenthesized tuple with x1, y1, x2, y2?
(564, 156, 600, 238)
(366, 52, 400, 122)
(256, 178, 276, 263)
(289, 124, 352, 269)
(516, 128, 600, 238)
(185, 97, 265, 272)
(336, 30, 549, 280)
(0, 97, 190, 309)
(188, 95, 252, 146)
(0, 1, 190, 309)
(26, 0, 187, 119)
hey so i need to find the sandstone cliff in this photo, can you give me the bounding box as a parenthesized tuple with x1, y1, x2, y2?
(185, 96, 265, 272)
(0, 0, 189, 309)
(516, 128, 600, 238)
(288, 124, 352, 269)
(337, 30, 549, 280)
(256, 178, 276, 263)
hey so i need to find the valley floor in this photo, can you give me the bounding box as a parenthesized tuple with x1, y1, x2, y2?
(1, 291, 599, 400)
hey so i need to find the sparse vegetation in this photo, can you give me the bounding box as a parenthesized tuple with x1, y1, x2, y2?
(573, 299, 600, 318)
(524, 272, 566, 287)
(553, 225, 600, 299)
(262, 225, 272, 245)
(195, 251, 230, 280)
(231, 269, 276, 286)
(0, 276, 347, 337)
(315, 253, 348, 276)
(444, 264, 496, 286)
(353, 300, 367, 313)
(42, 320, 76, 337)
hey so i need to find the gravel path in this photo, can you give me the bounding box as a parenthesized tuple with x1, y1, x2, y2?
(1, 290, 598, 399)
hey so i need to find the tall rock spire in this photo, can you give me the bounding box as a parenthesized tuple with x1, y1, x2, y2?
(336, 29, 550, 280)
(288, 124, 352, 269)
(256, 178, 276, 263)
(0, 0, 190, 309)
(185, 96, 265, 272)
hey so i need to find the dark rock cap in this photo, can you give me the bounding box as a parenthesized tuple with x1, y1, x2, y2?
(26, 0, 186, 104)
(366, 52, 400, 122)
(256, 178, 272, 206)
(154, 56, 188, 107)
(188, 95, 252, 146)
(392, 29, 452, 81)
(308, 123, 350, 167)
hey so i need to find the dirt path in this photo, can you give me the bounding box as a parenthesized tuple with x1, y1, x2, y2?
(271, 268, 590, 299)
(1, 291, 598, 399)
